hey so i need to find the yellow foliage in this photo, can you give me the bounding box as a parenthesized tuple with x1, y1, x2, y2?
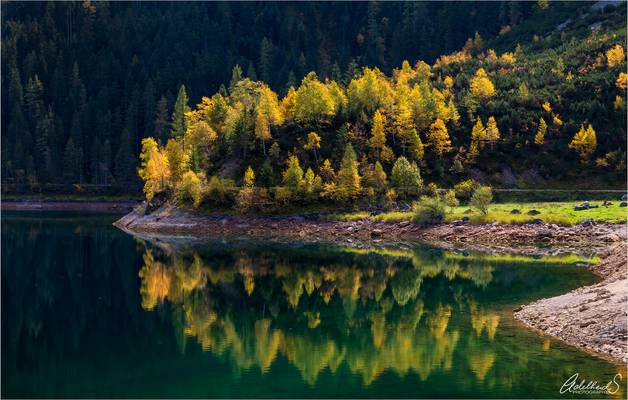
(470, 68, 495, 98)
(138, 137, 170, 200)
(614, 95, 624, 111)
(427, 118, 451, 156)
(177, 170, 204, 208)
(542, 102, 552, 113)
(606, 44, 625, 67)
(616, 72, 628, 90)
(484, 116, 500, 144)
(303, 132, 321, 151)
(243, 166, 255, 188)
(499, 52, 516, 64)
(534, 118, 547, 145)
(569, 124, 597, 161)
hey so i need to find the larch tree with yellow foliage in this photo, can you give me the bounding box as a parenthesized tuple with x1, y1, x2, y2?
(616, 72, 628, 91)
(243, 166, 255, 188)
(606, 44, 625, 67)
(369, 110, 390, 161)
(484, 116, 500, 146)
(470, 68, 495, 99)
(427, 118, 451, 156)
(534, 118, 547, 145)
(138, 137, 170, 200)
(394, 100, 424, 160)
(303, 132, 321, 162)
(569, 124, 597, 162)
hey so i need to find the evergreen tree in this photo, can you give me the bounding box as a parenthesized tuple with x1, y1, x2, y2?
(171, 85, 190, 139)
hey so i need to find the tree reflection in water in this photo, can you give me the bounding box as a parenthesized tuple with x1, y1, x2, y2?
(138, 243, 505, 386)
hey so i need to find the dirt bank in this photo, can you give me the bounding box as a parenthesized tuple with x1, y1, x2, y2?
(114, 205, 624, 255)
(514, 242, 627, 364)
(2, 200, 140, 213)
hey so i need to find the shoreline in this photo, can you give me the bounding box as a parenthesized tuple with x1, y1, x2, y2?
(114, 205, 628, 364)
(1, 200, 140, 213)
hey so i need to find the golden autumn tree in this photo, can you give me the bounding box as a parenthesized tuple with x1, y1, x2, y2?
(606, 44, 625, 67)
(303, 132, 321, 161)
(255, 86, 283, 154)
(616, 72, 628, 91)
(534, 118, 547, 145)
(484, 116, 500, 146)
(569, 124, 597, 162)
(335, 144, 362, 201)
(427, 118, 451, 156)
(243, 166, 255, 188)
(470, 68, 495, 99)
(138, 137, 170, 200)
(394, 100, 424, 160)
(369, 109, 390, 161)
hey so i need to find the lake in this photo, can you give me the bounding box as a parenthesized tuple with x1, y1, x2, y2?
(1, 212, 624, 398)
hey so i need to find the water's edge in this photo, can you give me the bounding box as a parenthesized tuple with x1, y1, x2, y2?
(114, 206, 628, 365)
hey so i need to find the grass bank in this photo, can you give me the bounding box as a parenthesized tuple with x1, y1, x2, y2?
(336, 200, 627, 226)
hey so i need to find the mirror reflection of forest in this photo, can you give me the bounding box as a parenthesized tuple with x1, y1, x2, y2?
(138, 241, 615, 390)
(3, 214, 624, 398)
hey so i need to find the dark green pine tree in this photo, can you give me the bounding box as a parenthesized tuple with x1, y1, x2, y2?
(229, 64, 243, 93)
(154, 96, 170, 144)
(114, 128, 137, 185)
(170, 85, 189, 139)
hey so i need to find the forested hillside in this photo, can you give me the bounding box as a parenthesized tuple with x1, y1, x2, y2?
(1, 1, 626, 198)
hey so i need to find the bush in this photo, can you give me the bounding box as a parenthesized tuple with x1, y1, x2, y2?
(411, 196, 446, 226)
(470, 185, 493, 215)
(454, 179, 479, 201)
(177, 171, 204, 208)
(207, 175, 236, 205)
(444, 189, 459, 209)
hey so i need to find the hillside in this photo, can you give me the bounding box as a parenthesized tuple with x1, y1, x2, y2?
(1, 1, 626, 203)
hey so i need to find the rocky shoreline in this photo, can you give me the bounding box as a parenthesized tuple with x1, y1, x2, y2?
(114, 205, 627, 364)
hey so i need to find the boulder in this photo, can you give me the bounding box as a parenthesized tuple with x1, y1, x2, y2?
(510, 209, 521, 214)
(620, 202, 627, 207)
(527, 209, 541, 215)
(399, 203, 412, 211)
(530, 218, 544, 225)
(574, 202, 590, 211)
(461, 216, 470, 223)
(602, 200, 613, 207)
(370, 229, 383, 238)
(578, 218, 596, 227)
(463, 209, 474, 214)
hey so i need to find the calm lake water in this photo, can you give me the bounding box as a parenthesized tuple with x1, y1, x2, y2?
(2, 212, 624, 398)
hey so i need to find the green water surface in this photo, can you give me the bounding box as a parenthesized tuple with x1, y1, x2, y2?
(1, 212, 624, 398)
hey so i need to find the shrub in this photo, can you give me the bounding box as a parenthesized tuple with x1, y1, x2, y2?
(454, 179, 479, 201)
(207, 175, 236, 205)
(444, 189, 459, 209)
(177, 170, 204, 208)
(411, 196, 446, 226)
(235, 187, 255, 213)
(470, 185, 493, 215)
